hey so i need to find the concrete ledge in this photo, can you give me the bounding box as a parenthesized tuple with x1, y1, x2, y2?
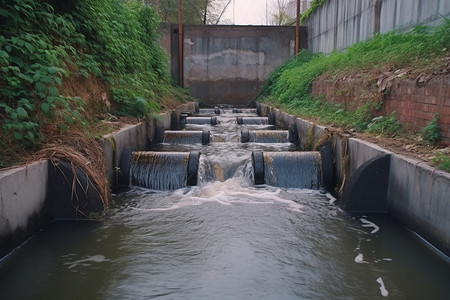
(388, 155, 450, 255)
(99, 122, 148, 190)
(348, 138, 391, 176)
(258, 102, 450, 256)
(0, 161, 51, 258)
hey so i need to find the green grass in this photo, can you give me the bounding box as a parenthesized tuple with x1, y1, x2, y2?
(431, 152, 450, 173)
(259, 18, 450, 137)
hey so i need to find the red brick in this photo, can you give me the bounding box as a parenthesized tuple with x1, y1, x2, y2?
(445, 87, 450, 99)
(416, 111, 434, 120)
(415, 86, 425, 96)
(442, 107, 450, 115)
(427, 104, 439, 114)
(440, 116, 450, 125)
(423, 96, 438, 105)
(402, 94, 412, 102)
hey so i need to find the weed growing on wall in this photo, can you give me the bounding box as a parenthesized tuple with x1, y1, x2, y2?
(421, 115, 441, 144)
(431, 152, 450, 172)
(300, 0, 327, 23)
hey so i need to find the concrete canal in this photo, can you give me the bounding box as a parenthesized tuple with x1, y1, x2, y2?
(0, 107, 449, 299)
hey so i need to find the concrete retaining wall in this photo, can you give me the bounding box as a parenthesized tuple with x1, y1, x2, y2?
(304, 0, 450, 53)
(182, 25, 303, 106)
(258, 103, 450, 256)
(0, 102, 197, 259)
(0, 161, 51, 258)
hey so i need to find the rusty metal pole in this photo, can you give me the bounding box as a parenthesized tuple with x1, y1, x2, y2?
(178, 0, 183, 87)
(295, 0, 300, 55)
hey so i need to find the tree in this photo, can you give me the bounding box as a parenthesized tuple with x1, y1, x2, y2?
(270, 0, 296, 25)
(143, 0, 232, 24)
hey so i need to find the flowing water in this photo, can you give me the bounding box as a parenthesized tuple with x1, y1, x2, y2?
(0, 109, 449, 299)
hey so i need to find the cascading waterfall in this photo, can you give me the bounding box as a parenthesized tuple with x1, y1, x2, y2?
(130, 108, 323, 190)
(241, 130, 289, 143)
(130, 152, 191, 190)
(185, 116, 218, 125)
(236, 116, 269, 125)
(259, 151, 322, 189)
(163, 130, 210, 145)
(197, 151, 254, 184)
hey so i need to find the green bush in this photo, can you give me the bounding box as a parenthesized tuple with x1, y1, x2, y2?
(0, 0, 175, 152)
(0, 0, 85, 147)
(421, 115, 441, 144)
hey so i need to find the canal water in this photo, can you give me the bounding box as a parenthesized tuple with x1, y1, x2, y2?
(0, 108, 449, 299)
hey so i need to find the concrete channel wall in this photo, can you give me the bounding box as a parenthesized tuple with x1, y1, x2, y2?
(304, 0, 450, 54)
(258, 103, 450, 256)
(0, 103, 197, 259)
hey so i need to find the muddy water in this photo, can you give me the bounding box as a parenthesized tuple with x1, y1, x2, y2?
(0, 109, 449, 299)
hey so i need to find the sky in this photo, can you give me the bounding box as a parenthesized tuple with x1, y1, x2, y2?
(222, 0, 270, 25)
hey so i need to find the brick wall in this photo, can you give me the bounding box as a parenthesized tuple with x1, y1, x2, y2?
(311, 74, 450, 141)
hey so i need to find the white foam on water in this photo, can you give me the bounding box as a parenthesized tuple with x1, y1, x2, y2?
(64, 254, 109, 270)
(326, 193, 336, 204)
(140, 179, 305, 212)
(376, 277, 389, 297)
(354, 253, 368, 264)
(360, 218, 380, 234)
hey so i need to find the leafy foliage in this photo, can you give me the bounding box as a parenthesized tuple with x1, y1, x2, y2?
(421, 115, 441, 144)
(72, 0, 170, 116)
(0, 0, 179, 157)
(0, 0, 84, 147)
(300, 0, 327, 23)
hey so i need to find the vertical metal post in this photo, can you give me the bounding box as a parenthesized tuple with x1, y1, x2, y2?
(178, 0, 184, 87)
(295, 0, 300, 54)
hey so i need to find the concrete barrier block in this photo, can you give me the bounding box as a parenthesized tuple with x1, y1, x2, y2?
(100, 123, 148, 189)
(348, 138, 391, 177)
(0, 160, 51, 257)
(294, 118, 314, 150)
(388, 155, 450, 256)
(155, 112, 171, 143)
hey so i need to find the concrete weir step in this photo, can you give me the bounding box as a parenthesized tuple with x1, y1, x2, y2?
(252, 151, 325, 189)
(236, 116, 270, 125)
(129, 151, 200, 190)
(241, 129, 299, 143)
(183, 116, 218, 126)
(163, 130, 210, 145)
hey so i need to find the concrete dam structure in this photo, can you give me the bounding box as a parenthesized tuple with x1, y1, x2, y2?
(162, 25, 306, 106)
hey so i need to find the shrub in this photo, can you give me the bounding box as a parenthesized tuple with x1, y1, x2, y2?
(421, 115, 441, 144)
